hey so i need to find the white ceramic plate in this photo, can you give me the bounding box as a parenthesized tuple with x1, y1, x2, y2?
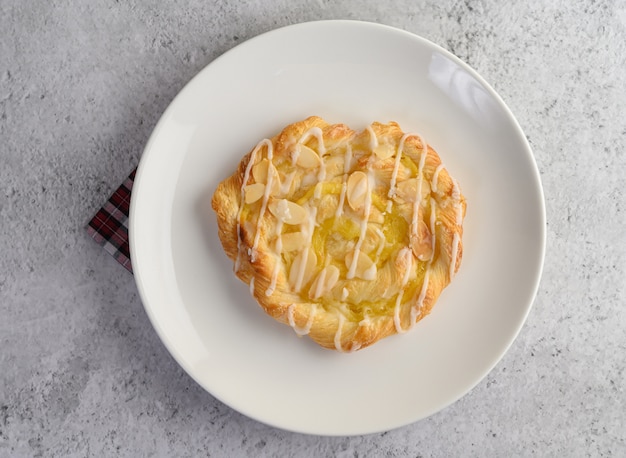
(130, 20, 545, 436)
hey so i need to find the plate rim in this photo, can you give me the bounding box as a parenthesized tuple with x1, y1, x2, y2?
(129, 19, 547, 435)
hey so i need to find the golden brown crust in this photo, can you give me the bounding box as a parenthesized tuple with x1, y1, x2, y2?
(211, 116, 466, 351)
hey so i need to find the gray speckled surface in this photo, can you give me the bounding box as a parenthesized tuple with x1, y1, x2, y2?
(1, 0, 625, 456)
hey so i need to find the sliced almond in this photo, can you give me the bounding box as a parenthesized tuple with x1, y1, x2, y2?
(244, 183, 266, 204)
(281, 231, 306, 252)
(395, 178, 418, 202)
(395, 246, 414, 272)
(308, 265, 340, 299)
(394, 246, 416, 286)
(268, 199, 308, 225)
(268, 165, 281, 194)
(362, 263, 377, 281)
(289, 248, 317, 291)
(411, 219, 433, 261)
(361, 225, 383, 253)
(296, 144, 321, 168)
(252, 158, 270, 183)
(345, 251, 377, 281)
(373, 143, 394, 160)
(368, 207, 385, 224)
(347, 171, 369, 211)
(252, 158, 281, 194)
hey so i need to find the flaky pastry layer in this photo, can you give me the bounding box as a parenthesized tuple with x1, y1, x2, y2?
(211, 116, 466, 351)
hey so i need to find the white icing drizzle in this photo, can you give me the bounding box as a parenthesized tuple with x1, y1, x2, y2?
(346, 141, 378, 279)
(411, 270, 430, 325)
(449, 178, 463, 278)
(313, 181, 323, 199)
(391, 134, 435, 333)
(335, 144, 352, 218)
(265, 219, 284, 296)
(450, 233, 460, 279)
(317, 151, 326, 184)
(385, 197, 392, 214)
(430, 198, 437, 256)
(451, 177, 460, 201)
(287, 304, 317, 336)
(366, 125, 378, 151)
(431, 163, 444, 193)
(347, 168, 374, 279)
(452, 178, 463, 225)
(298, 126, 326, 154)
(393, 247, 414, 333)
(373, 226, 386, 263)
(336, 185, 346, 218)
(305, 126, 327, 201)
(334, 313, 346, 352)
(249, 142, 276, 263)
(294, 207, 318, 292)
(249, 277, 255, 296)
(410, 135, 428, 246)
(312, 264, 328, 299)
(279, 170, 296, 195)
(235, 139, 273, 271)
(388, 133, 416, 201)
(409, 197, 438, 327)
(393, 298, 403, 333)
(341, 287, 349, 301)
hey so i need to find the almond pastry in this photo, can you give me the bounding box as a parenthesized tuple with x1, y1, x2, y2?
(211, 116, 466, 351)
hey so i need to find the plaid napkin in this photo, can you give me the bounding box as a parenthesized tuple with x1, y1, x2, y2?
(86, 169, 136, 273)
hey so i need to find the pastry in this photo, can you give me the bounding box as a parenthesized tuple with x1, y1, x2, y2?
(211, 116, 466, 351)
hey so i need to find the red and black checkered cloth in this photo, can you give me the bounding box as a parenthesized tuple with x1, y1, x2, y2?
(86, 169, 136, 273)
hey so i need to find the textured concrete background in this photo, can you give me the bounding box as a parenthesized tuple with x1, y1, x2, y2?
(1, 0, 625, 456)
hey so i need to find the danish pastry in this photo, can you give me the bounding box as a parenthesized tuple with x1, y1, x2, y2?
(211, 116, 466, 351)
